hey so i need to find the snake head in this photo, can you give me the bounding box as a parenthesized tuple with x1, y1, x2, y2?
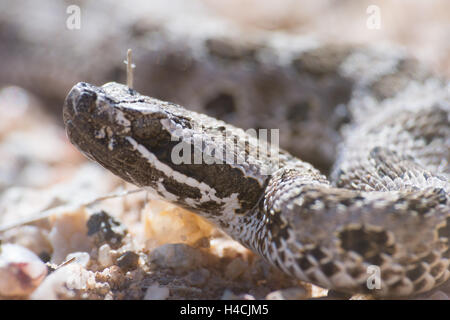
(63, 82, 171, 186)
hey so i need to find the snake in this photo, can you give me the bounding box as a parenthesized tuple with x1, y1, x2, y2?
(1, 0, 449, 297)
(63, 80, 449, 297)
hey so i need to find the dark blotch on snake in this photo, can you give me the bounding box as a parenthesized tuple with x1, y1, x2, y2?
(338, 226, 396, 260)
(296, 256, 314, 271)
(321, 261, 341, 277)
(413, 277, 429, 293)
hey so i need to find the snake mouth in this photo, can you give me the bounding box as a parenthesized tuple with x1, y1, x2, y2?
(63, 82, 99, 151)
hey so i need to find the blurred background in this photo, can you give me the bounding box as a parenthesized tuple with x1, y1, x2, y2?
(206, 0, 450, 76)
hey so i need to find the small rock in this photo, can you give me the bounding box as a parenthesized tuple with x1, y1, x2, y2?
(143, 200, 214, 246)
(266, 287, 309, 300)
(87, 211, 127, 249)
(98, 244, 113, 268)
(116, 251, 139, 272)
(96, 265, 124, 289)
(31, 263, 92, 300)
(149, 243, 207, 272)
(310, 284, 328, 298)
(225, 259, 248, 280)
(144, 283, 170, 300)
(0, 243, 48, 297)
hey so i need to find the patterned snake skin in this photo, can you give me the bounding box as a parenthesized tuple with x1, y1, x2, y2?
(2, 0, 450, 296)
(64, 81, 449, 297)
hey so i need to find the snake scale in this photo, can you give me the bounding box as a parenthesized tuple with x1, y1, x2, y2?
(2, 0, 450, 297)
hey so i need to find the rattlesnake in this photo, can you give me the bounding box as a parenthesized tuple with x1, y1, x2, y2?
(63, 81, 449, 297)
(1, 0, 449, 297)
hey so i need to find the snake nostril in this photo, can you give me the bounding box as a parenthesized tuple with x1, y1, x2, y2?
(66, 83, 98, 115)
(75, 91, 97, 114)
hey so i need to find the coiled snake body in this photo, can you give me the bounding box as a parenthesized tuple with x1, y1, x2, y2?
(63, 81, 449, 297)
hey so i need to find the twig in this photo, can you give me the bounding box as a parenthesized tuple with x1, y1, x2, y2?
(124, 48, 136, 89)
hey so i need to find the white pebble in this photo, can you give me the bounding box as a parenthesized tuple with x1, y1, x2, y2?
(31, 264, 92, 300)
(144, 283, 170, 300)
(98, 244, 113, 267)
(0, 243, 47, 297)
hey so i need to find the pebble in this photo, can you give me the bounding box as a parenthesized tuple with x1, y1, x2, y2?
(86, 210, 127, 249)
(149, 243, 207, 272)
(0, 243, 48, 297)
(266, 287, 309, 300)
(31, 263, 92, 299)
(144, 283, 170, 300)
(143, 200, 213, 247)
(310, 284, 328, 298)
(116, 251, 139, 272)
(98, 244, 113, 268)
